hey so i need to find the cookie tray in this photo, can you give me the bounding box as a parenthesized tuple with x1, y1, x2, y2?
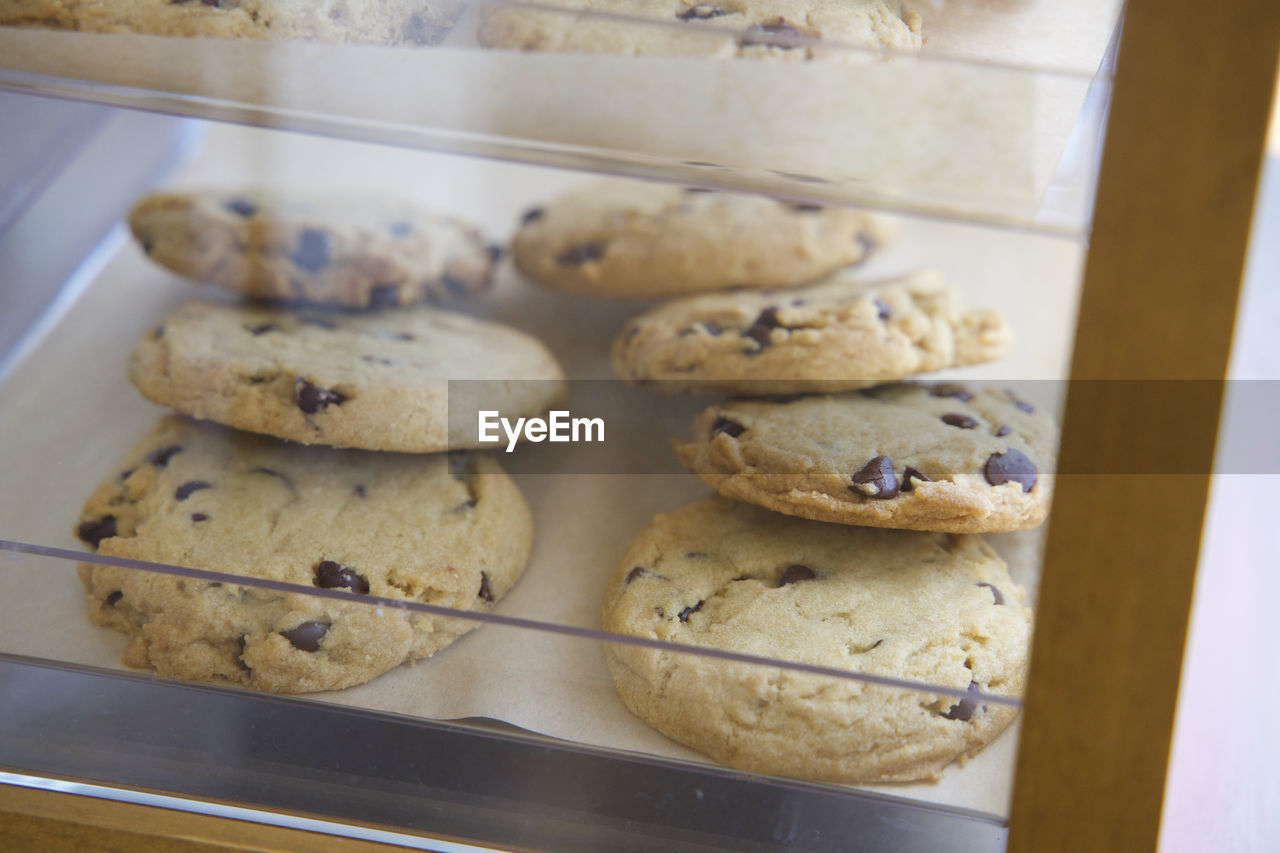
(0, 0, 1121, 234)
(0, 111, 1084, 834)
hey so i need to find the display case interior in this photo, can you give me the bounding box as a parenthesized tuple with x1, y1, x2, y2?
(0, 98, 1088, 840)
(0, 2, 1139, 848)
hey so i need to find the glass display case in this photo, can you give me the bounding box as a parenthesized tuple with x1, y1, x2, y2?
(0, 2, 1275, 850)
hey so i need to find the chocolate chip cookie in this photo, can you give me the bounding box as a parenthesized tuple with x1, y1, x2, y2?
(129, 190, 497, 308)
(479, 0, 923, 61)
(512, 179, 888, 298)
(127, 301, 567, 453)
(75, 416, 532, 694)
(602, 497, 1031, 783)
(612, 270, 1012, 394)
(1, 1, 464, 45)
(674, 383, 1057, 532)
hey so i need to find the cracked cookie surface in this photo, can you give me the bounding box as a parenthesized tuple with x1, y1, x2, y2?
(675, 383, 1057, 532)
(479, 0, 922, 60)
(0, 1, 464, 45)
(129, 190, 498, 308)
(612, 270, 1011, 394)
(128, 300, 567, 452)
(602, 497, 1031, 783)
(75, 415, 532, 694)
(512, 179, 888, 298)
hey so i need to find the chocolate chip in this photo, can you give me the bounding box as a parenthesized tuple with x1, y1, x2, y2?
(368, 285, 400, 309)
(520, 207, 545, 224)
(942, 682, 982, 721)
(246, 322, 277, 336)
(447, 452, 479, 507)
(743, 306, 783, 349)
(874, 299, 891, 320)
(291, 229, 331, 273)
(942, 413, 979, 430)
(681, 320, 723, 337)
(978, 582, 1005, 606)
(856, 232, 878, 258)
(441, 275, 469, 299)
(677, 4, 725, 20)
(405, 13, 428, 41)
(984, 449, 1037, 492)
(486, 244, 503, 263)
(684, 552, 707, 559)
(105, 590, 123, 606)
(788, 202, 822, 212)
(281, 621, 329, 652)
(710, 416, 746, 438)
(353, 484, 366, 498)
(140, 237, 154, 254)
(299, 315, 338, 330)
(901, 467, 932, 492)
(479, 572, 494, 603)
(684, 186, 713, 193)
(224, 198, 257, 217)
(314, 560, 370, 594)
(294, 378, 347, 414)
(175, 481, 212, 501)
(447, 450, 477, 482)
(778, 564, 815, 585)
(557, 243, 605, 265)
(994, 425, 1012, 437)
(388, 221, 412, 238)
(191, 513, 209, 522)
(146, 444, 184, 468)
(930, 384, 973, 403)
(151, 325, 164, 339)
(850, 456, 898, 499)
(739, 20, 805, 49)
(678, 601, 704, 622)
(119, 469, 134, 480)
(1004, 390, 1035, 412)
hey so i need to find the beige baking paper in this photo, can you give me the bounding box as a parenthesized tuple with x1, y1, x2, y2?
(0, 124, 1083, 817)
(0, 0, 1120, 224)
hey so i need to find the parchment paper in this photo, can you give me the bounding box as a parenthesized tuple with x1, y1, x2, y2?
(0, 125, 1084, 818)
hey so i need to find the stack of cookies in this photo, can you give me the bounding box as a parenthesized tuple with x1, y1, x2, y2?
(514, 177, 1054, 784)
(74, 189, 566, 694)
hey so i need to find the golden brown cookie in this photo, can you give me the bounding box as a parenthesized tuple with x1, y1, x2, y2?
(479, 0, 923, 60)
(602, 498, 1031, 783)
(130, 190, 498, 308)
(512, 179, 888, 298)
(1, 0, 464, 45)
(75, 416, 532, 694)
(674, 383, 1057, 532)
(128, 301, 567, 453)
(612, 270, 1012, 394)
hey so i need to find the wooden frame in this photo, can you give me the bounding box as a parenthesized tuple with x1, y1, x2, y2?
(1008, 0, 1280, 849)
